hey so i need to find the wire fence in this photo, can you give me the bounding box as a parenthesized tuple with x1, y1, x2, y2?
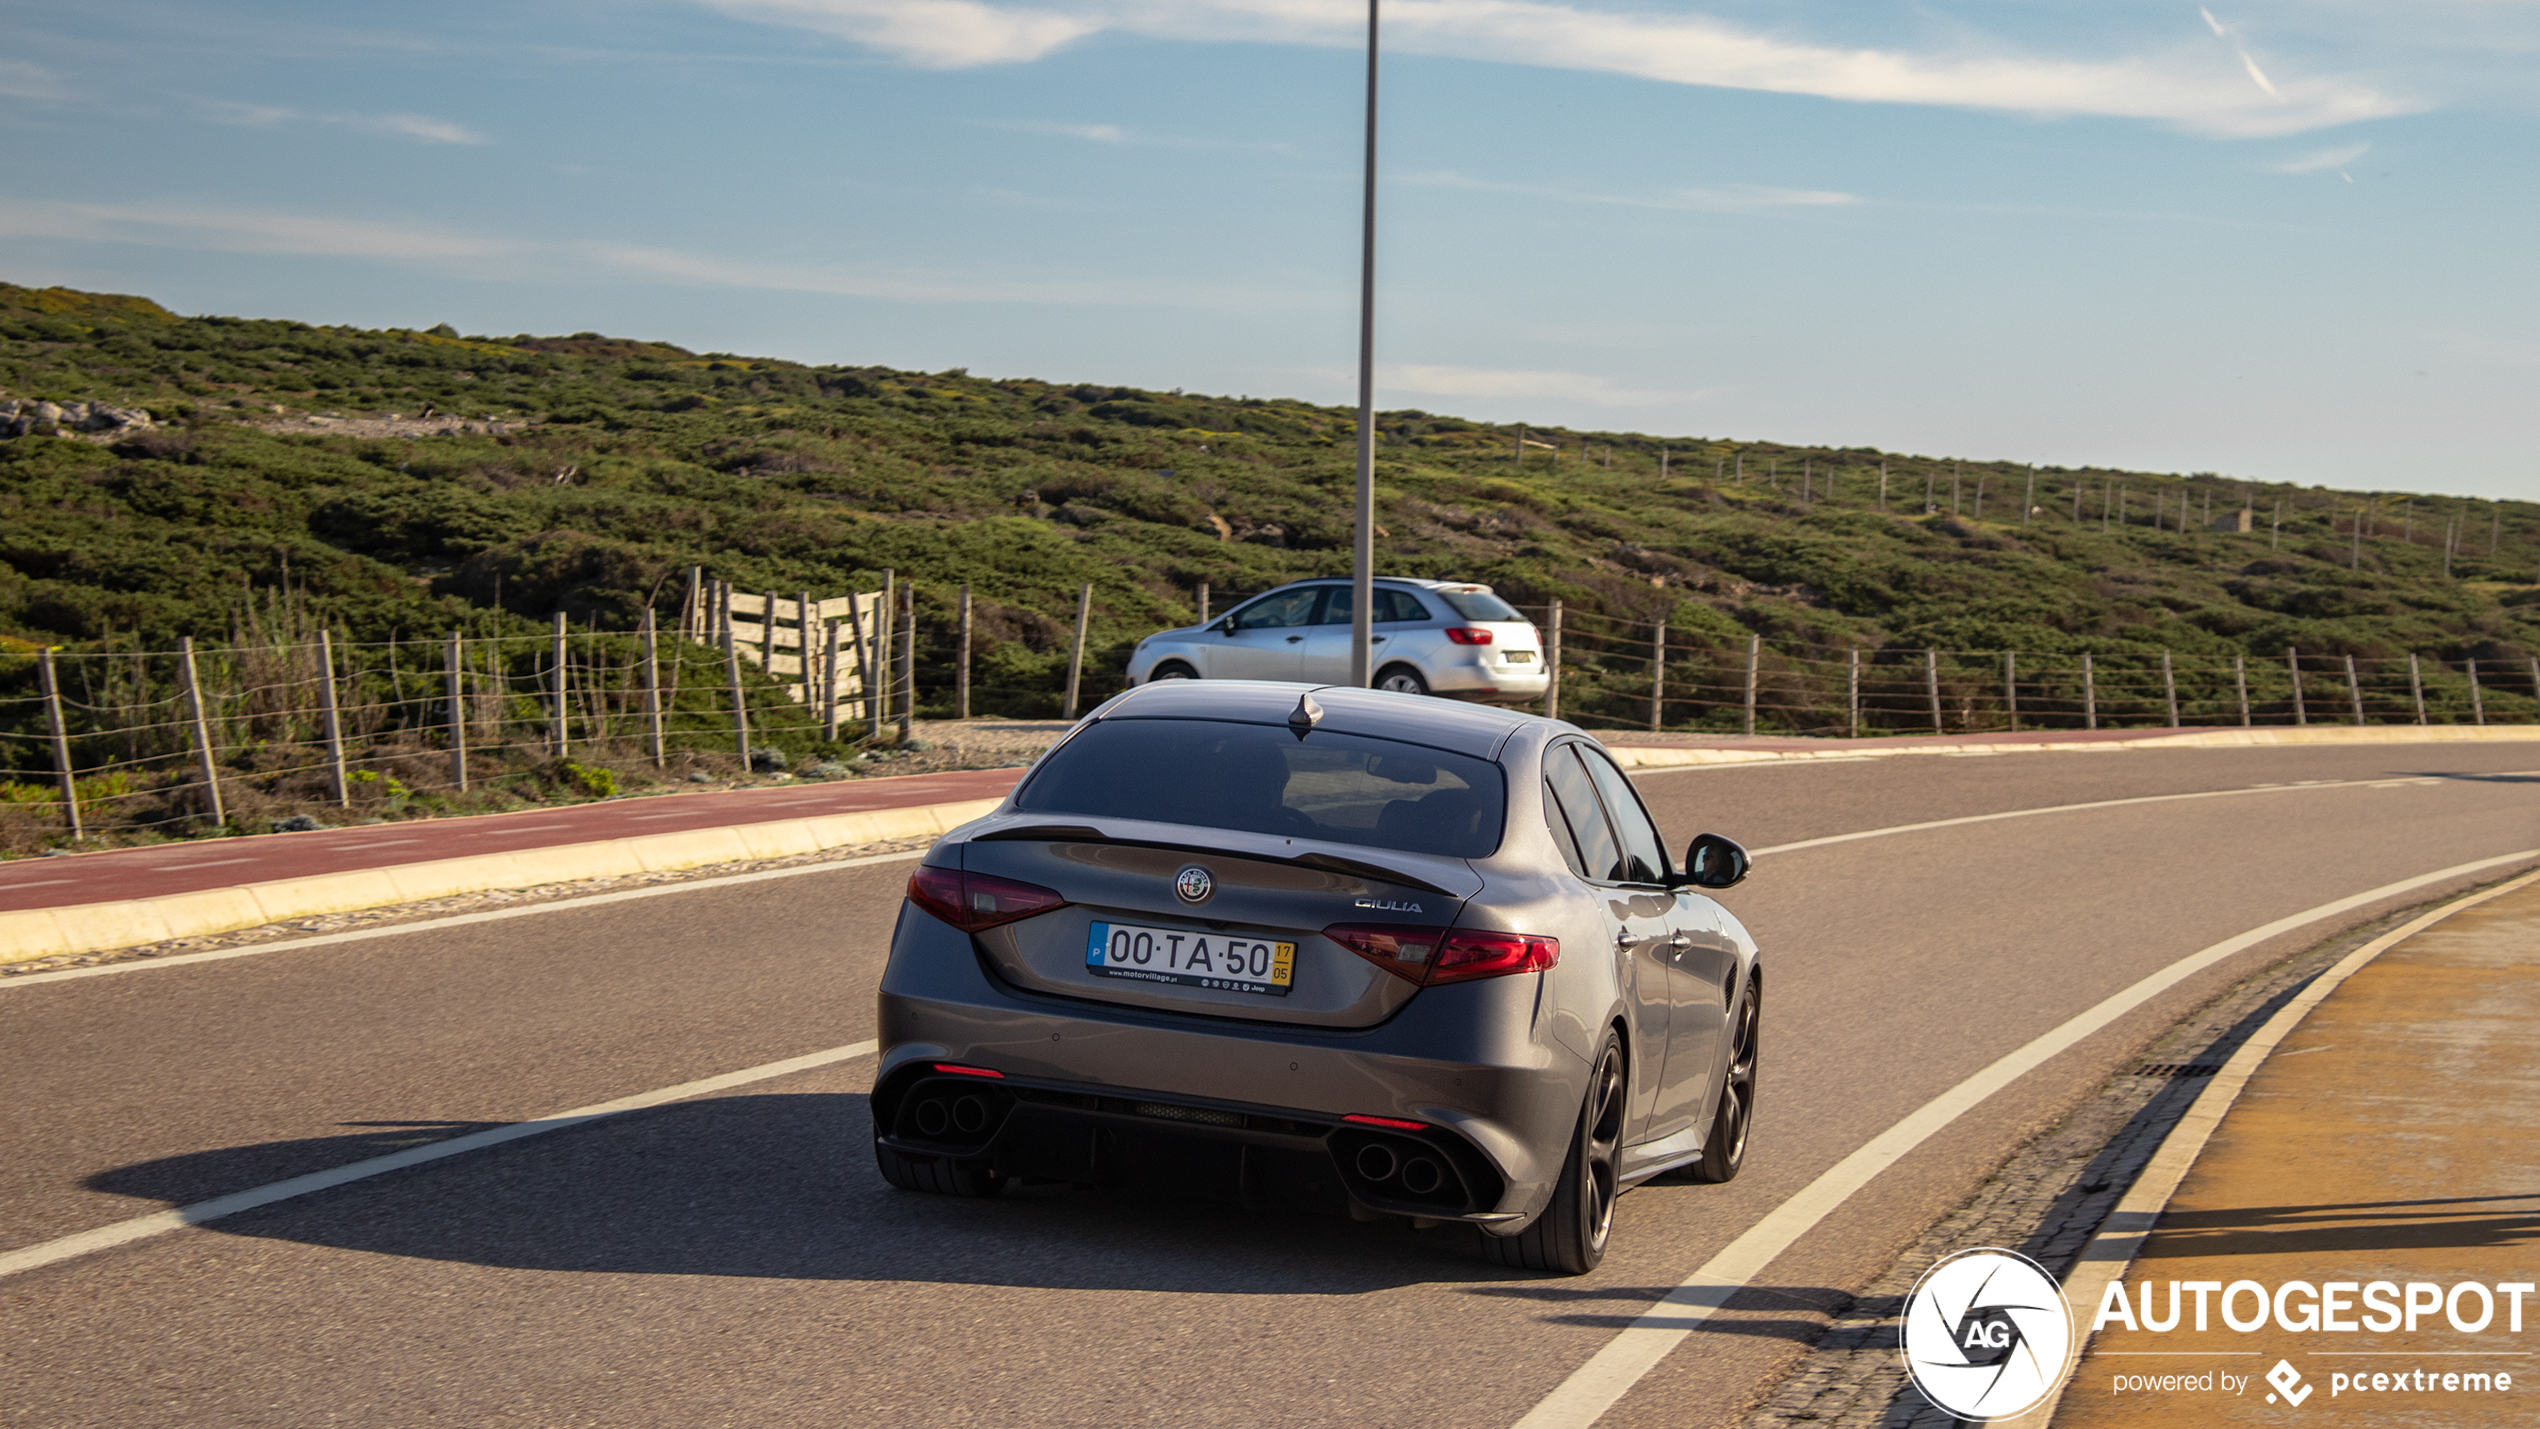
(6, 587, 2535, 846)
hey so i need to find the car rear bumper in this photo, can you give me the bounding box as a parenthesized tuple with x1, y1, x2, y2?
(877, 904, 1586, 1226)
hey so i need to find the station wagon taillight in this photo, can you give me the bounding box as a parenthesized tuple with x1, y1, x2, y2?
(1442, 627, 1494, 645)
(908, 866, 1068, 932)
(1323, 924, 1558, 985)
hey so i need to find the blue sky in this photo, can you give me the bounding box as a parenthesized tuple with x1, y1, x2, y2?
(1, 0, 2533, 497)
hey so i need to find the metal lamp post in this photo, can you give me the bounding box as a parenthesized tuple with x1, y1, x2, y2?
(1349, 0, 1379, 686)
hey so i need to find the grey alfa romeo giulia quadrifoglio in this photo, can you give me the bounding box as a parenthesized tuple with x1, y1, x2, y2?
(873, 679, 1761, 1273)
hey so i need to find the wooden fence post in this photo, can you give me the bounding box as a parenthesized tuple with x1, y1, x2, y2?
(2162, 649, 2180, 728)
(550, 611, 570, 756)
(726, 634, 751, 765)
(2234, 654, 2250, 727)
(1847, 647, 1860, 737)
(877, 570, 895, 740)
(642, 610, 666, 766)
(445, 630, 468, 791)
(178, 635, 225, 827)
(2468, 657, 2485, 726)
(2408, 653, 2426, 725)
(1197, 581, 1210, 626)
(1648, 619, 1666, 732)
(1543, 601, 1563, 722)
(2344, 654, 2365, 725)
(38, 648, 82, 841)
(2023, 466, 2035, 525)
(1062, 582, 1092, 720)
(797, 588, 814, 716)
(2081, 651, 2097, 731)
(2004, 650, 2018, 732)
(957, 585, 973, 721)
(2529, 658, 2540, 722)
(319, 629, 349, 805)
(908, 586, 921, 733)
(821, 619, 842, 742)
(1744, 634, 1761, 736)
(1923, 649, 1943, 733)
(844, 588, 875, 741)
(2287, 647, 2306, 725)
(684, 566, 704, 640)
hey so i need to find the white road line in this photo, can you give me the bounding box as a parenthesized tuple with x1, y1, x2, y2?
(0, 849, 929, 990)
(0, 1039, 880, 1282)
(1508, 848, 2540, 1429)
(1749, 773, 2426, 858)
(143, 856, 262, 871)
(0, 878, 79, 889)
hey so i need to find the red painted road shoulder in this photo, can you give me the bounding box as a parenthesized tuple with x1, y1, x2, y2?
(0, 769, 1026, 915)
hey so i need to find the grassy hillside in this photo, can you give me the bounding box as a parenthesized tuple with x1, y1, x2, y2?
(5, 278, 2536, 732)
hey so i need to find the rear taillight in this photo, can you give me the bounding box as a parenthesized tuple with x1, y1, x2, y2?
(1322, 923, 1558, 986)
(1428, 929, 1559, 984)
(1442, 627, 1494, 645)
(908, 865, 1068, 932)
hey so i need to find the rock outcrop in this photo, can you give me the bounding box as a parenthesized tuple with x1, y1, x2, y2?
(1, 397, 155, 439)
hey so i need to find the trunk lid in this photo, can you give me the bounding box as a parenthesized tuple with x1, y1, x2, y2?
(961, 821, 1479, 1029)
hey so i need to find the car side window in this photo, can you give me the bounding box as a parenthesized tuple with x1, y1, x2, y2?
(1233, 588, 1323, 630)
(1544, 745, 1626, 883)
(1378, 589, 1431, 623)
(1313, 586, 1353, 625)
(1580, 749, 1669, 885)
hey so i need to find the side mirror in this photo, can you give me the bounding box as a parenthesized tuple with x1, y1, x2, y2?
(1678, 833, 1750, 890)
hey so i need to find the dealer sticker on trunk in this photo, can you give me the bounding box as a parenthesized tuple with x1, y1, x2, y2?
(1085, 920, 1295, 997)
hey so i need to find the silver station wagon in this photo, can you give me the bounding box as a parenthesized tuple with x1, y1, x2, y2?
(873, 679, 1761, 1273)
(1123, 577, 1550, 703)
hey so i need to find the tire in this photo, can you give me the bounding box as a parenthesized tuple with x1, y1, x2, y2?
(875, 1140, 1007, 1198)
(1482, 1031, 1624, 1275)
(1690, 972, 1759, 1184)
(1373, 664, 1430, 697)
(1148, 661, 1198, 683)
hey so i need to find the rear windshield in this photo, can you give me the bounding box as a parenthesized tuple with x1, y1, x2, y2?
(1434, 587, 1524, 623)
(1015, 719, 1505, 858)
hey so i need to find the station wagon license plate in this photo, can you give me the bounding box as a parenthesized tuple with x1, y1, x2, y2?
(1085, 921, 1295, 997)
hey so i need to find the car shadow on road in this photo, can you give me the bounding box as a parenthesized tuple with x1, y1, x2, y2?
(2133, 1192, 2540, 1261)
(86, 1092, 1512, 1294)
(1455, 1280, 1842, 1342)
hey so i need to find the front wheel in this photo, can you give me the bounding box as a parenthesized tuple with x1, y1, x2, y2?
(1147, 661, 1199, 683)
(1373, 664, 1430, 696)
(1482, 1031, 1624, 1274)
(1690, 971, 1759, 1184)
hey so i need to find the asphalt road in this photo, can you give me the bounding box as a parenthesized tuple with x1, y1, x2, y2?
(2, 744, 2535, 1428)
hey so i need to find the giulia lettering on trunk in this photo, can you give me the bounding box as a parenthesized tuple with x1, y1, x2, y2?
(1354, 897, 1424, 913)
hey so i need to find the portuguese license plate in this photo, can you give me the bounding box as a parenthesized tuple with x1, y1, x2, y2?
(1503, 650, 1535, 664)
(1085, 920, 1295, 997)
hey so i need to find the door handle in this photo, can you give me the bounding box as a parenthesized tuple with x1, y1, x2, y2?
(1614, 931, 1635, 949)
(1285, 635, 1304, 643)
(1668, 933, 1693, 949)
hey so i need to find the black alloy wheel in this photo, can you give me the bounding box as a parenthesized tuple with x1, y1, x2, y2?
(875, 1141, 1007, 1198)
(1483, 1032, 1624, 1274)
(1691, 971, 1760, 1184)
(1374, 664, 1429, 696)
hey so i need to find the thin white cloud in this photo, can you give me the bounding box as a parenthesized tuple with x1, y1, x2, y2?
(0, 193, 1315, 311)
(2200, 6, 2282, 100)
(2271, 140, 2369, 173)
(0, 197, 516, 262)
(1403, 169, 1859, 212)
(1366, 361, 1711, 407)
(201, 99, 489, 144)
(692, 0, 1098, 67)
(696, 0, 2413, 137)
(0, 59, 67, 101)
(979, 118, 1294, 151)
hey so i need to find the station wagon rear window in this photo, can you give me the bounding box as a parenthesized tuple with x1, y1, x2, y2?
(1016, 719, 1505, 858)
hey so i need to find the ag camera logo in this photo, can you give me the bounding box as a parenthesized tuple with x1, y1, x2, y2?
(1903, 1248, 2075, 1420)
